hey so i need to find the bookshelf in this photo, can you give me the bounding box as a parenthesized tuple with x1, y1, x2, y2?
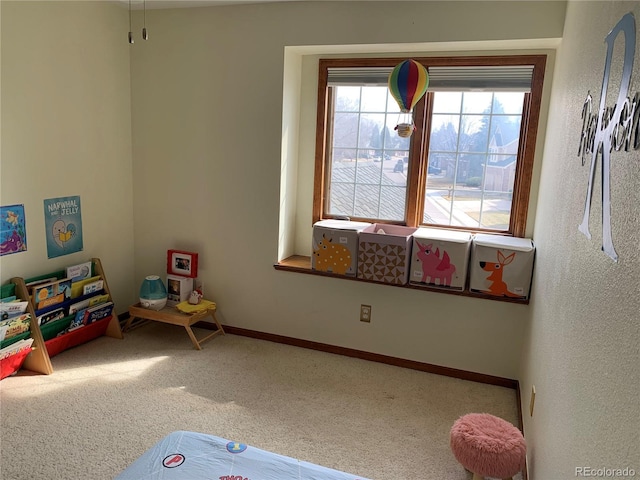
(3, 257, 122, 377)
(0, 282, 53, 377)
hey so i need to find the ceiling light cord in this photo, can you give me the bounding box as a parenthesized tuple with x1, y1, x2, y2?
(142, 0, 148, 40)
(128, 0, 134, 44)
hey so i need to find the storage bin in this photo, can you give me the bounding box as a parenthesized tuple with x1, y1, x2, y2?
(469, 234, 535, 299)
(0, 347, 32, 380)
(45, 315, 112, 358)
(40, 315, 73, 342)
(312, 220, 372, 276)
(357, 224, 418, 285)
(409, 228, 472, 291)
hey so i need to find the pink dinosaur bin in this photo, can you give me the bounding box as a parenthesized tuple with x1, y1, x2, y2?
(409, 228, 472, 291)
(450, 413, 526, 480)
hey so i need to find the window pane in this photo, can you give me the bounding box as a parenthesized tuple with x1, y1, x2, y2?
(355, 158, 382, 184)
(386, 91, 401, 113)
(361, 87, 388, 112)
(326, 85, 410, 222)
(433, 92, 462, 113)
(386, 115, 411, 151)
(459, 114, 488, 151)
(423, 91, 523, 231)
(423, 186, 452, 225)
(493, 92, 524, 114)
(328, 182, 355, 216)
(382, 155, 406, 186)
(479, 191, 513, 230)
(354, 184, 380, 218)
(379, 186, 406, 220)
(430, 115, 460, 151)
(333, 112, 359, 147)
(358, 113, 386, 149)
(335, 86, 361, 112)
(462, 92, 492, 113)
(330, 149, 356, 183)
(489, 115, 522, 150)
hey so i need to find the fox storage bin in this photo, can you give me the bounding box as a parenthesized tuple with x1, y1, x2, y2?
(312, 220, 372, 276)
(469, 234, 535, 299)
(357, 224, 418, 285)
(409, 228, 472, 291)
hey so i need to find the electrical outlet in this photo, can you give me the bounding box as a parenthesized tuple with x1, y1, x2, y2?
(529, 385, 536, 416)
(360, 304, 371, 322)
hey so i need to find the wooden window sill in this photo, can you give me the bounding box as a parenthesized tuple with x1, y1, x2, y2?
(274, 255, 529, 305)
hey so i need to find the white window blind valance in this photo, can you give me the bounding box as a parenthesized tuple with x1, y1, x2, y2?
(427, 66, 534, 92)
(326, 67, 392, 86)
(327, 65, 534, 92)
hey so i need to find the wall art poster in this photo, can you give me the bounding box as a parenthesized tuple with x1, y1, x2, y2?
(44, 196, 84, 258)
(0, 204, 27, 256)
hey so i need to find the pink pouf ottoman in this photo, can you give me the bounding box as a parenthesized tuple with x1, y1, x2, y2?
(450, 413, 526, 480)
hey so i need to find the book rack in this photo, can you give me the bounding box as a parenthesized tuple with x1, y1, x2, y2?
(5, 257, 123, 377)
(1, 281, 52, 377)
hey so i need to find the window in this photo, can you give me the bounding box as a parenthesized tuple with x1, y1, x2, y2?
(313, 56, 546, 237)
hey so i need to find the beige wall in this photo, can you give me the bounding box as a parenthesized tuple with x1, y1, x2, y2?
(0, 2, 135, 312)
(2, 1, 638, 475)
(521, 1, 640, 477)
(130, 1, 565, 379)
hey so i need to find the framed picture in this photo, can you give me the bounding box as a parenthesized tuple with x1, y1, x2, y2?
(167, 249, 198, 278)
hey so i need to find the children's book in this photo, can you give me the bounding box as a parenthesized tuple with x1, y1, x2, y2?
(0, 301, 29, 320)
(32, 278, 72, 310)
(70, 275, 101, 299)
(0, 338, 34, 360)
(36, 294, 66, 310)
(83, 301, 113, 325)
(66, 261, 92, 283)
(68, 302, 113, 331)
(0, 313, 31, 341)
(88, 294, 110, 307)
(68, 293, 110, 316)
(82, 279, 104, 296)
(25, 277, 58, 288)
(69, 298, 90, 315)
(37, 308, 65, 326)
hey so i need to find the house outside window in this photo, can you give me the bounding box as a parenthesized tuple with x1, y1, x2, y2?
(313, 55, 546, 237)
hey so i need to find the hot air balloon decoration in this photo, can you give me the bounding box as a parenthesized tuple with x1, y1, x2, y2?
(388, 59, 429, 138)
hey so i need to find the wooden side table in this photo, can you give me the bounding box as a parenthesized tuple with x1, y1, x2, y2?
(125, 302, 225, 350)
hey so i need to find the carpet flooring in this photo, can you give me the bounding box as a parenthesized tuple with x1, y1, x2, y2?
(0, 322, 522, 479)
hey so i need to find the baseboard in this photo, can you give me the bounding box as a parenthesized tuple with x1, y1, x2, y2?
(118, 311, 129, 324)
(195, 321, 518, 390)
